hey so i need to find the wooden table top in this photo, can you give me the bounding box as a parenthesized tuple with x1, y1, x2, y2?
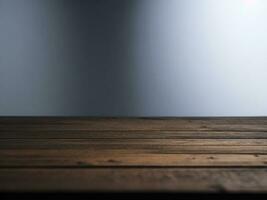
(1, 117, 267, 193)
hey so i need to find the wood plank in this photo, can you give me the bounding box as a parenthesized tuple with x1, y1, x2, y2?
(1, 150, 267, 167)
(1, 138, 267, 150)
(0, 139, 267, 155)
(1, 117, 267, 132)
(1, 130, 267, 139)
(0, 139, 267, 154)
(1, 138, 267, 148)
(1, 118, 267, 193)
(1, 168, 267, 192)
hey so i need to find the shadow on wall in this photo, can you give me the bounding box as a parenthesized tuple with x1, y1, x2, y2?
(0, 0, 267, 116)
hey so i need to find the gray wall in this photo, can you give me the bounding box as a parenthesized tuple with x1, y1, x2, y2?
(1, 0, 267, 116)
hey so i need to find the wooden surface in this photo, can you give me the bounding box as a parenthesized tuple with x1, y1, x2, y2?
(1, 117, 267, 193)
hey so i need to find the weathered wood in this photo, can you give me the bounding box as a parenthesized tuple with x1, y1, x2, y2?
(1, 117, 267, 132)
(1, 138, 267, 146)
(1, 151, 267, 167)
(1, 118, 267, 193)
(1, 168, 267, 192)
(1, 130, 267, 139)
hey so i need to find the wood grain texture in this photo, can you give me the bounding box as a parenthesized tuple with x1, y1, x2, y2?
(1, 151, 267, 167)
(1, 117, 267, 131)
(1, 131, 267, 139)
(1, 117, 267, 193)
(1, 168, 267, 192)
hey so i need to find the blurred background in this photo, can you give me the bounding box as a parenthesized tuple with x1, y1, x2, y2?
(1, 0, 267, 116)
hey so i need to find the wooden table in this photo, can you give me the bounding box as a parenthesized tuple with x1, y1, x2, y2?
(1, 117, 267, 194)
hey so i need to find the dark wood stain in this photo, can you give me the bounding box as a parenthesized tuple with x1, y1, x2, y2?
(1, 117, 267, 193)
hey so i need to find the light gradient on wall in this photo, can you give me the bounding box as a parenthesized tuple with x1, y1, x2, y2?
(0, 0, 267, 116)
